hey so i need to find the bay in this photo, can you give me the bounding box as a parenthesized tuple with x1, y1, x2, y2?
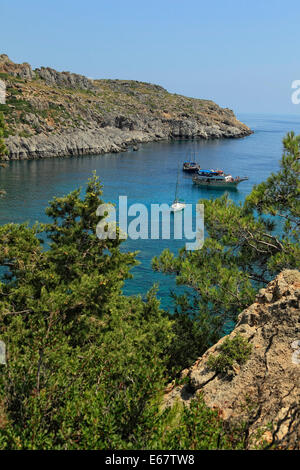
(1, 113, 300, 309)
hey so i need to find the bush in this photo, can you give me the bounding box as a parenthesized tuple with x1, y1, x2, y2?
(143, 393, 246, 450)
(207, 334, 252, 374)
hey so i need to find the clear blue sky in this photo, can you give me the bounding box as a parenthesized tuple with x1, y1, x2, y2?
(1, 0, 300, 114)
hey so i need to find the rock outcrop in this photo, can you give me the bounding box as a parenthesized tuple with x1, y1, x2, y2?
(0, 80, 5, 105)
(5, 127, 154, 160)
(0, 55, 253, 160)
(164, 270, 300, 449)
(0, 54, 35, 80)
(35, 67, 97, 92)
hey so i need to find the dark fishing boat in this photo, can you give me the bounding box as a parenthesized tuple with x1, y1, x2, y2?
(182, 161, 201, 173)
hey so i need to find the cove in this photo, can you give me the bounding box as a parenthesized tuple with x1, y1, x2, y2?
(1, 113, 300, 310)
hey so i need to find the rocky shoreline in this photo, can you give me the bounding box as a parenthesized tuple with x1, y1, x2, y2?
(5, 121, 252, 161)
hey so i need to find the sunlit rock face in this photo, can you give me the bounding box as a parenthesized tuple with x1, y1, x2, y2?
(1, 55, 253, 160)
(0, 79, 5, 104)
(164, 269, 300, 449)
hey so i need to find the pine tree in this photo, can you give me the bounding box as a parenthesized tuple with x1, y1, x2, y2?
(0, 174, 174, 449)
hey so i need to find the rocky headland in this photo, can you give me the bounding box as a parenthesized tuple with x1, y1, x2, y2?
(164, 270, 300, 449)
(0, 54, 253, 160)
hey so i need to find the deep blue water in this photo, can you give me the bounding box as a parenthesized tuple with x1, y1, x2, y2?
(1, 113, 300, 310)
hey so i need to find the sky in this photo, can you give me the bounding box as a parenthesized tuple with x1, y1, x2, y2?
(1, 0, 300, 114)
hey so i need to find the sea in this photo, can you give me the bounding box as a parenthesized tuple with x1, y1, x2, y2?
(1, 113, 300, 311)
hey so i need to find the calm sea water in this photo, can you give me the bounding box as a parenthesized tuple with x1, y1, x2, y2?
(1, 113, 300, 310)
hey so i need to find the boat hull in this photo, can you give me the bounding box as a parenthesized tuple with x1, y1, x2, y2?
(183, 167, 200, 173)
(171, 202, 186, 211)
(192, 178, 245, 189)
(183, 163, 200, 173)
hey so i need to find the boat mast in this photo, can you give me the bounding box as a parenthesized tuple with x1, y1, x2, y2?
(174, 163, 180, 202)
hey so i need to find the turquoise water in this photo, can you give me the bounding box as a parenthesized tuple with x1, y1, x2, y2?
(1, 113, 300, 309)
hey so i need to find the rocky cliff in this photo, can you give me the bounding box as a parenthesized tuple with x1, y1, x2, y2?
(0, 79, 5, 105)
(164, 270, 300, 449)
(0, 54, 252, 160)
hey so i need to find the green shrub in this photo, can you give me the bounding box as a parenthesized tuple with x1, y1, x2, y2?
(18, 130, 32, 138)
(207, 334, 252, 374)
(144, 393, 247, 450)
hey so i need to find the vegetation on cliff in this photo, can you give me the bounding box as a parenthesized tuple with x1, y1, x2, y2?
(164, 270, 300, 449)
(206, 334, 252, 375)
(0, 54, 251, 148)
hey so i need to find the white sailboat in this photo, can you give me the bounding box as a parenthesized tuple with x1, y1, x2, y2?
(171, 166, 186, 212)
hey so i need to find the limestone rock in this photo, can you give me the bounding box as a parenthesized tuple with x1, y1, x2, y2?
(1, 55, 253, 160)
(35, 67, 96, 91)
(0, 79, 5, 104)
(164, 270, 300, 449)
(5, 127, 154, 160)
(0, 54, 35, 80)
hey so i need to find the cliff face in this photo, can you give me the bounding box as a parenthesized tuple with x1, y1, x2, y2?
(0, 54, 253, 160)
(0, 79, 5, 105)
(164, 270, 300, 449)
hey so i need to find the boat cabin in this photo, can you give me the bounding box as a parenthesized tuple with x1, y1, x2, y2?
(197, 169, 233, 182)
